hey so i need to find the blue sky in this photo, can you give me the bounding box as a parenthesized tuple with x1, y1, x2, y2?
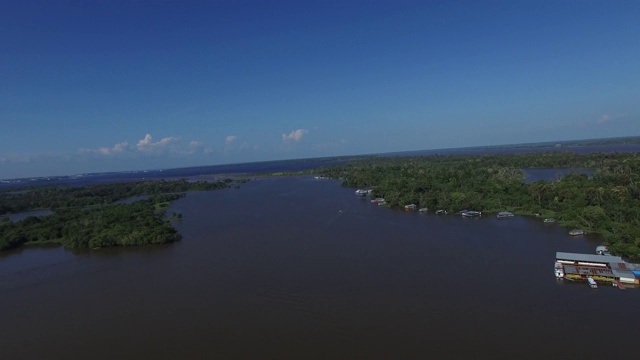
(1, 0, 639, 178)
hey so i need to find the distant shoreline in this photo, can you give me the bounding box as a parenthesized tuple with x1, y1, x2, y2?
(2, 136, 640, 188)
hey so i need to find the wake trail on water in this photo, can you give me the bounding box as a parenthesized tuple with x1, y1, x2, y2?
(256, 282, 363, 340)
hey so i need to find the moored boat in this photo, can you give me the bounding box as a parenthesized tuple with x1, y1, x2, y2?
(435, 209, 447, 215)
(596, 245, 610, 256)
(496, 211, 514, 219)
(461, 210, 481, 217)
(569, 229, 585, 236)
(614, 280, 626, 290)
(554, 262, 564, 278)
(587, 277, 598, 288)
(543, 218, 556, 223)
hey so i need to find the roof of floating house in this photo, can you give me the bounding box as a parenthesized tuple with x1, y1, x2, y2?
(556, 252, 624, 264)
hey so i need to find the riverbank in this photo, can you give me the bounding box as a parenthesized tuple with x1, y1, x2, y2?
(310, 151, 640, 259)
(0, 179, 236, 252)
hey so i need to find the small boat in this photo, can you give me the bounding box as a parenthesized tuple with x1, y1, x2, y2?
(596, 245, 610, 256)
(435, 209, 447, 215)
(418, 208, 428, 213)
(371, 198, 385, 204)
(587, 277, 597, 288)
(554, 262, 564, 278)
(543, 218, 556, 223)
(355, 189, 372, 196)
(496, 211, 514, 219)
(404, 204, 417, 211)
(614, 280, 626, 290)
(569, 229, 585, 236)
(461, 210, 481, 217)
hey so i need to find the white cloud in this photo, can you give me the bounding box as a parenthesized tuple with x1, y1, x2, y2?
(79, 141, 130, 156)
(77, 133, 210, 157)
(136, 133, 177, 154)
(98, 141, 129, 155)
(597, 113, 625, 124)
(225, 135, 237, 145)
(282, 129, 308, 142)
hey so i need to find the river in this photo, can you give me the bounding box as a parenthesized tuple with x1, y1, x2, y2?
(1, 176, 639, 359)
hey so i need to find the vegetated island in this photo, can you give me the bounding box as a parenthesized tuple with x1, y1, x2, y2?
(306, 151, 640, 259)
(0, 178, 245, 251)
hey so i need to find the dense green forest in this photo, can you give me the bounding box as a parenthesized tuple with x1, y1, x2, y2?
(0, 178, 234, 215)
(0, 179, 239, 251)
(312, 152, 640, 259)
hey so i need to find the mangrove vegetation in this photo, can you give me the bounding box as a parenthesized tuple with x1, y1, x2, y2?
(0, 179, 239, 251)
(313, 151, 640, 259)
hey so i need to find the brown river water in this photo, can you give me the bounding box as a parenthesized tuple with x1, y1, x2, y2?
(1, 176, 638, 359)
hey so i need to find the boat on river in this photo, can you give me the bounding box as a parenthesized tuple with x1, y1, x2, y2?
(496, 211, 514, 219)
(554, 262, 565, 278)
(569, 229, 585, 236)
(461, 210, 481, 217)
(543, 218, 556, 223)
(596, 245, 610, 256)
(614, 280, 626, 290)
(587, 277, 598, 288)
(435, 209, 447, 215)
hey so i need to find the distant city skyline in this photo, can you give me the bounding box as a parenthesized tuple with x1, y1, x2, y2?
(2, 0, 639, 178)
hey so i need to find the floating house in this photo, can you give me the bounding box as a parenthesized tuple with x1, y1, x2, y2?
(554, 252, 640, 285)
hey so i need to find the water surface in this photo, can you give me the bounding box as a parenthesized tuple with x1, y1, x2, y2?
(5, 209, 54, 222)
(1, 177, 638, 359)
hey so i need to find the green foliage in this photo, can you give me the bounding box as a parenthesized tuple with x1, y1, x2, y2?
(315, 152, 640, 259)
(0, 179, 230, 216)
(0, 179, 235, 251)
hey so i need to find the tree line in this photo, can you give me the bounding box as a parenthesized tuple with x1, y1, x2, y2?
(312, 152, 640, 259)
(0, 179, 240, 251)
(0, 178, 234, 216)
